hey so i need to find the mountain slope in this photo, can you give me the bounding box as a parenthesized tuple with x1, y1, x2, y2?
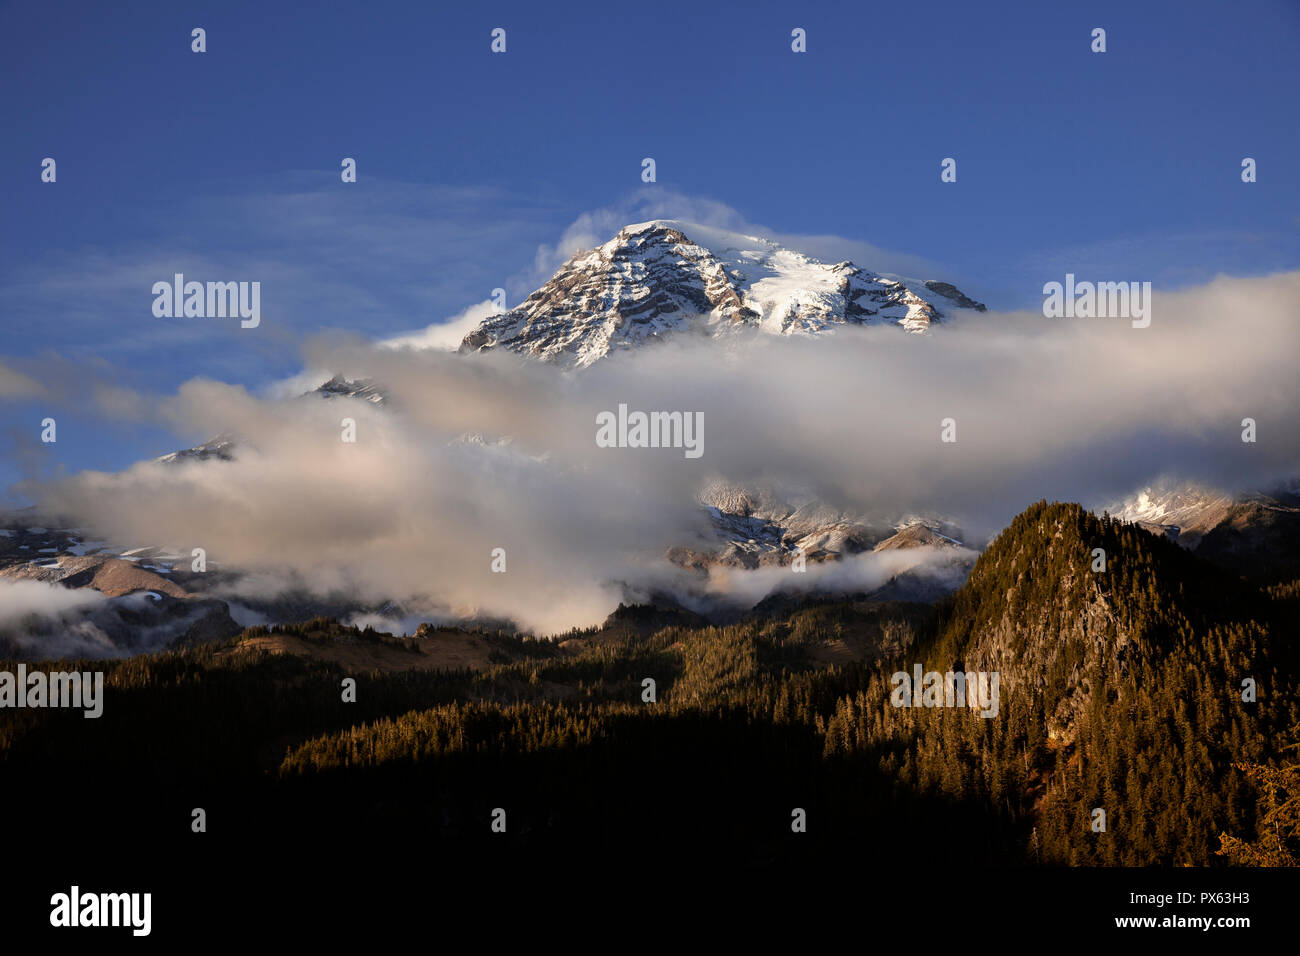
(936, 501, 1266, 733)
(460, 220, 985, 367)
(155, 376, 387, 465)
(826, 500, 1299, 865)
(1108, 480, 1300, 584)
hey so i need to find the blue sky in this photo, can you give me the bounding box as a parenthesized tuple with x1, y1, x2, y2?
(2, 0, 1298, 491)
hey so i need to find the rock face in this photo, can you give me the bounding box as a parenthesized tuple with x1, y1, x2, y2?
(315, 374, 387, 406)
(460, 221, 985, 368)
(923, 280, 987, 312)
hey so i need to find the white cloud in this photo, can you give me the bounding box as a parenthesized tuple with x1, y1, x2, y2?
(0, 578, 106, 626)
(19, 269, 1300, 636)
(379, 299, 501, 351)
(521, 188, 942, 291)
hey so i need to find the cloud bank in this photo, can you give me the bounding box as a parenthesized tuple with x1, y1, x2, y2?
(16, 269, 1300, 635)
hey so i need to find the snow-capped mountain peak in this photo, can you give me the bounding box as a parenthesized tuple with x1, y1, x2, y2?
(460, 220, 985, 368)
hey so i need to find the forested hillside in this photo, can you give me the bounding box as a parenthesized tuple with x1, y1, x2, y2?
(3, 503, 1295, 867)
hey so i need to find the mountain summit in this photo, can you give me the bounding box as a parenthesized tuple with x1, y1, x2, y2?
(460, 221, 985, 367)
